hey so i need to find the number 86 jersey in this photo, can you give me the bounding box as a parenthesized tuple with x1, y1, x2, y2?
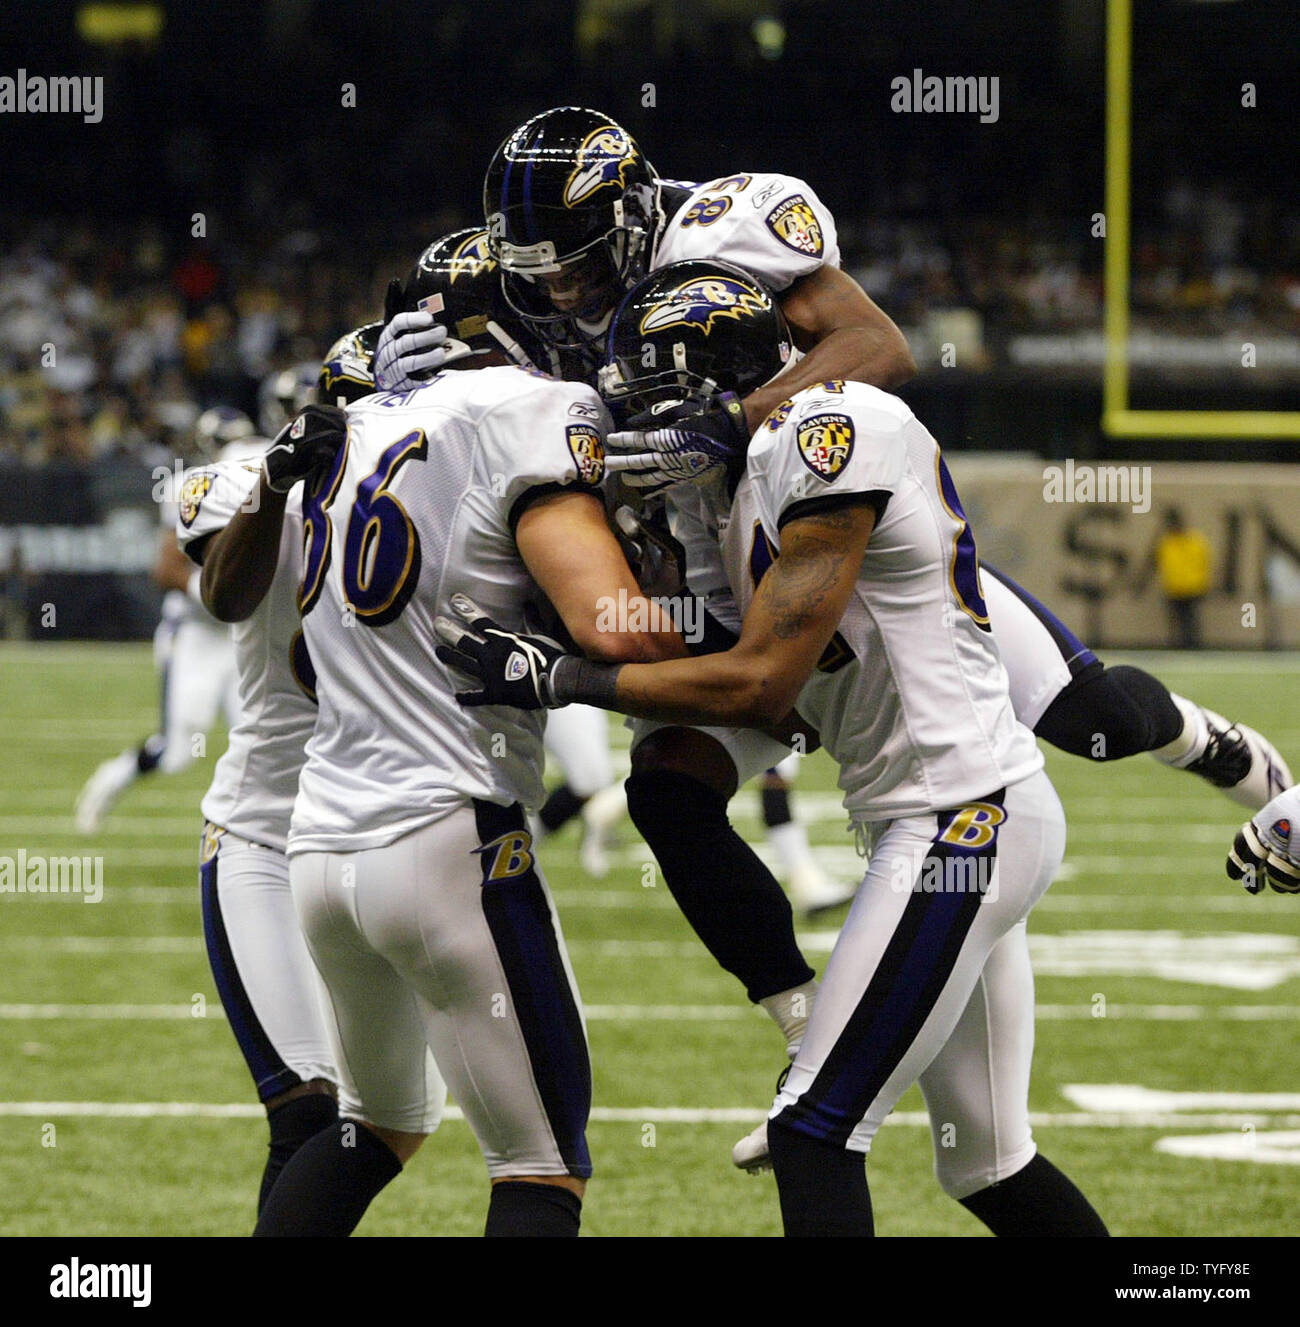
(289, 366, 610, 855)
(720, 380, 1043, 825)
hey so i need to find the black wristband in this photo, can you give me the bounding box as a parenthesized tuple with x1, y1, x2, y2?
(549, 655, 623, 710)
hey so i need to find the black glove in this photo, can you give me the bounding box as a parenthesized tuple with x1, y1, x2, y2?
(262, 404, 348, 494)
(434, 595, 573, 709)
(1226, 803, 1300, 894)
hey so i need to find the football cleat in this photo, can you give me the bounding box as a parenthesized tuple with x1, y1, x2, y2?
(732, 1118, 772, 1175)
(1187, 707, 1292, 811)
(787, 860, 857, 917)
(74, 749, 139, 834)
(577, 783, 627, 879)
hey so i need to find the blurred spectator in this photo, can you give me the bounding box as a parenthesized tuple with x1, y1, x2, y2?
(1155, 507, 1213, 649)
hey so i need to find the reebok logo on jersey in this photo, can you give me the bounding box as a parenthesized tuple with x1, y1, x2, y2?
(505, 651, 529, 682)
(765, 195, 823, 257)
(178, 471, 214, 527)
(566, 423, 606, 485)
(795, 413, 855, 481)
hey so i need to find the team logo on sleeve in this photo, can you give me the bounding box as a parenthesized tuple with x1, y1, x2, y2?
(178, 471, 214, 527)
(640, 276, 770, 335)
(795, 413, 855, 482)
(563, 125, 639, 207)
(566, 424, 606, 485)
(765, 194, 824, 257)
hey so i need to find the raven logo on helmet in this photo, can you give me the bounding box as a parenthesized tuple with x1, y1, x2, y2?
(795, 413, 855, 482)
(563, 125, 639, 207)
(448, 230, 494, 284)
(765, 194, 824, 257)
(566, 423, 606, 485)
(639, 276, 770, 336)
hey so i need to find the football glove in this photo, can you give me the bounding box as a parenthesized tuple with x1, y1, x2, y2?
(262, 404, 348, 494)
(373, 278, 450, 390)
(605, 392, 748, 496)
(434, 595, 573, 710)
(1226, 786, 1300, 894)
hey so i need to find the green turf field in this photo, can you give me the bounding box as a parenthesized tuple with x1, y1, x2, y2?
(2, 643, 1299, 1236)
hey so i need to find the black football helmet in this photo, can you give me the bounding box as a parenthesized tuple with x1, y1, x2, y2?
(390, 226, 547, 371)
(317, 322, 381, 406)
(483, 107, 660, 347)
(599, 260, 793, 416)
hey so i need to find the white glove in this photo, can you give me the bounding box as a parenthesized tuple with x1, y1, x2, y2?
(373, 311, 449, 390)
(1227, 784, 1300, 894)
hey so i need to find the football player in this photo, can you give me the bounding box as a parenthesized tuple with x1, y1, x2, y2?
(172, 327, 382, 1218)
(253, 237, 685, 1238)
(74, 407, 248, 833)
(457, 106, 1287, 1051)
(435, 260, 1107, 1237)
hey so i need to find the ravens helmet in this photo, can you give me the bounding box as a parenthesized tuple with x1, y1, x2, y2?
(318, 322, 381, 406)
(193, 405, 256, 459)
(391, 226, 546, 371)
(483, 107, 659, 344)
(599, 260, 793, 416)
(259, 362, 319, 437)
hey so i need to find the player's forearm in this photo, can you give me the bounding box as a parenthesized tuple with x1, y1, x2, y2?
(199, 481, 287, 622)
(555, 648, 802, 729)
(742, 324, 914, 431)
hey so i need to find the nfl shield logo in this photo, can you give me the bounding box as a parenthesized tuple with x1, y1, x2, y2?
(795, 413, 855, 482)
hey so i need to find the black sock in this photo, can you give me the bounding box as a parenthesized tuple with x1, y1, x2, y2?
(135, 735, 165, 774)
(959, 1153, 1108, 1236)
(258, 1091, 339, 1216)
(760, 779, 793, 829)
(539, 784, 588, 833)
(485, 1181, 582, 1237)
(768, 1119, 873, 1237)
(1035, 663, 1184, 760)
(625, 771, 815, 1002)
(253, 1120, 401, 1236)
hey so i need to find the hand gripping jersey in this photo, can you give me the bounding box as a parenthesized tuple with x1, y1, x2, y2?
(175, 452, 315, 851)
(719, 380, 1042, 823)
(651, 172, 837, 597)
(289, 366, 610, 854)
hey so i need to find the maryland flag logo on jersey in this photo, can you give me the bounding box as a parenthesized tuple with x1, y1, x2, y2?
(564, 125, 639, 207)
(795, 412, 855, 482)
(765, 194, 824, 257)
(178, 471, 214, 527)
(448, 230, 494, 283)
(566, 423, 606, 485)
(640, 276, 770, 336)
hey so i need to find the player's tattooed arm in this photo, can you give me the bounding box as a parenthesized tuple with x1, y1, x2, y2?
(740, 266, 915, 432)
(515, 489, 689, 664)
(608, 501, 875, 727)
(198, 478, 288, 622)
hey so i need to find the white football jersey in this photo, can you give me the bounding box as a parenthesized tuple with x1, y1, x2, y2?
(652, 173, 841, 292)
(718, 380, 1042, 823)
(175, 451, 315, 852)
(289, 366, 610, 854)
(652, 173, 836, 597)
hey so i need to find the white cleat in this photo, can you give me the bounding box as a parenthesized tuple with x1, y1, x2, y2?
(732, 1119, 772, 1175)
(1189, 708, 1293, 812)
(787, 861, 857, 916)
(73, 750, 138, 834)
(577, 783, 627, 878)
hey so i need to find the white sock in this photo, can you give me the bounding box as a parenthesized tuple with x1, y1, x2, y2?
(759, 979, 818, 1058)
(767, 820, 815, 878)
(1153, 694, 1210, 767)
